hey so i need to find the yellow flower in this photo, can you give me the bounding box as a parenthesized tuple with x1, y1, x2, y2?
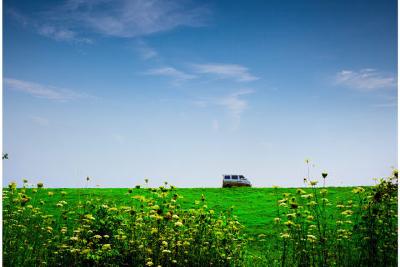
(287, 213, 296, 220)
(93, 235, 102, 239)
(175, 221, 183, 227)
(162, 249, 171, 254)
(307, 234, 317, 242)
(352, 187, 365, 194)
(280, 233, 290, 239)
(48, 192, 54, 196)
(307, 201, 317, 206)
(284, 220, 295, 227)
(274, 217, 281, 224)
(146, 262, 154, 266)
(301, 194, 313, 199)
(309, 181, 318, 186)
(162, 241, 168, 247)
(102, 244, 111, 250)
(341, 210, 353, 216)
(84, 214, 95, 220)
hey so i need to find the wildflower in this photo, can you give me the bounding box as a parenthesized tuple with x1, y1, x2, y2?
(307, 234, 317, 242)
(70, 236, 78, 241)
(296, 188, 306, 194)
(102, 244, 111, 250)
(162, 241, 168, 247)
(48, 192, 54, 196)
(307, 201, 317, 206)
(307, 215, 314, 221)
(172, 214, 179, 219)
(175, 221, 183, 227)
(341, 210, 353, 216)
(310, 181, 318, 186)
(9, 182, 17, 189)
(151, 228, 158, 234)
(352, 187, 365, 194)
(280, 233, 290, 239)
(320, 189, 328, 195)
(37, 182, 44, 188)
(162, 249, 171, 254)
(93, 235, 102, 239)
(287, 213, 296, 220)
(321, 172, 328, 179)
(274, 217, 281, 224)
(284, 220, 295, 227)
(23, 179, 28, 184)
(61, 191, 67, 196)
(301, 194, 313, 199)
(84, 214, 95, 220)
(146, 262, 154, 266)
(321, 198, 329, 204)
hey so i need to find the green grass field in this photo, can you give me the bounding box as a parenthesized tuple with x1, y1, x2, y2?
(26, 186, 362, 256)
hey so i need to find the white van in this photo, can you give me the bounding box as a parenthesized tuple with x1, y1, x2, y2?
(222, 175, 252, 188)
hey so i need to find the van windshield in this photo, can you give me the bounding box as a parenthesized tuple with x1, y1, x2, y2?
(232, 175, 238, 180)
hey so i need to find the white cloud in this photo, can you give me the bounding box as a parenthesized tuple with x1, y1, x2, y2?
(196, 89, 254, 130)
(30, 115, 50, 126)
(217, 89, 254, 127)
(7, 8, 92, 44)
(192, 63, 259, 82)
(212, 119, 219, 131)
(144, 67, 196, 83)
(9, 1, 209, 42)
(134, 40, 158, 60)
(4, 78, 93, 101)
(335, 69, 396, 91)
(38, 25, 92, 43)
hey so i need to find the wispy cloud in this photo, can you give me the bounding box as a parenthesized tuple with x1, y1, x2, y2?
(62, 0, 210, 38)
(335, 69, 396, 91)
(192, 63, 259, 82)
(4, 78, 93, 101)
(217, 89, 254, 128)
(7, 8, 92, 44)
(8, 0, 210, 43)
(195, 89, 254, 130)
(212, 119, 220, 131)
(144, 67, 196, 83)
(134, 40, 158, 60)
(30, 115, 50, 126)
(38, 25, 92, 43)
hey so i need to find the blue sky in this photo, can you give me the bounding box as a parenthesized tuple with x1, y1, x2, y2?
(3, 0, 397, 188)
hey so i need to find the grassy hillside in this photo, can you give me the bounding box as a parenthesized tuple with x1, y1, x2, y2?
(26, 187, 361, 247)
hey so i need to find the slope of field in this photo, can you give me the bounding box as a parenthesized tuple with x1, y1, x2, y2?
(31, 187, 360, 243)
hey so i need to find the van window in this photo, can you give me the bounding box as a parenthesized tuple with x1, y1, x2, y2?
(239, 175, 245, 179)
(224, 175, 231, 179)
(232, 175, 238, 180)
